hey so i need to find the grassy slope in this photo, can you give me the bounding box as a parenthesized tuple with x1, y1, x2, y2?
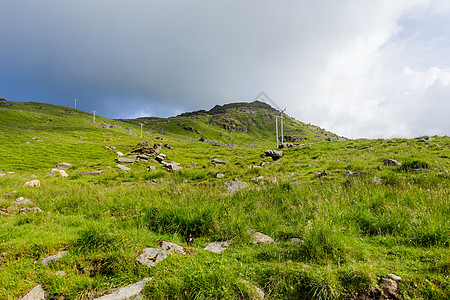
(0, 100, 449, 299)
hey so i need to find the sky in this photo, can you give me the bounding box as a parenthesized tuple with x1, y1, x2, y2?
(1, 0, 449, 139)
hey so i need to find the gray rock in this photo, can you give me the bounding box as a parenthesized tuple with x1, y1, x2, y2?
(147, 166, 156, 171)
(250, 230, 274, 244)
(2, 190, 16, 197)
(216, 173, 225, 179)
(155, 154, 166, 162)
(19, 207, 43, 213)
(42, 251, 68, 265)
(204, 241, 231, 253)
(417, 138, 427, 142)
(211, 158, 229, 164)
(117, 158, 135, 163)
(290, 238, 303, 244)
(30, 174, 37, 178)
(249, 165, 262, 169)
(384, 158, 402, 166)
(117, 164, 131, 172)
(21, 284, 48, 300)
(241, 280, 265, 299)
(93, 278, 152, 300)
(314, 170, 328, 178)
(54, 271, 66, 277)
(56, 163, 72, 170)
(78, 170, 104, 176)
(264, 150, 284, 160)
(163, 162, 182, 171)
(251, 176, 265, 182)
(371, 177, 383, 185)
(389, 273, 402, 281)
(136, 248, 169, 267)
(224, 179, 248, 193)
(343, 171, 363, 178)
(160, 241, 186, 255)
(15, 197, 33, 205)
(378, 278, 398, 294)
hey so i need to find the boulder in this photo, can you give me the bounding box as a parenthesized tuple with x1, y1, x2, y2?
(14, 197, 33, 205)
(116, 152, 124, 157)
(211, 158, 229, 164)
(56, 163, 72, 170)
(343, 171, 363, 178)
(136, 248, 169, 268)
(24, 180, 40, 187)
(250, 230, 275, 244)
(313, 170, 328, 178)
(290, 238, 303, 244)
(204, 241, 231, 254)
(371, 177, 383, 185)
(384, 159, 402, 166)
(117, 157, 135, 163)
(160, 241, 187, 255)
(378, 278, 398, 294)
(224, 179, 248, 194)
(147, 166, 157, 171)
(21, 284, 48, 300)
(117, 164, 131, 172)
(42, 251, 68, 265)
(264, 150, 283, 160)
(93, 277, 152, 300)
(251, 176, 265, 182)
(216, 173, 225, 179)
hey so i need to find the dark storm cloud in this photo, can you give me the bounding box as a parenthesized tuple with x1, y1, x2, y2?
(0, 0, 449, 138)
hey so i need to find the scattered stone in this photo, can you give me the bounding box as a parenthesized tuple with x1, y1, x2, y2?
(155, 154, 166, 162)
(248, 144, 260, 148)
(2, 191, 16, 197)
(264, 150, 283, 160)
(0, 252, 7, 262)
(42, 251, 68, 265)
(164, 144, 174, 150)
(116, 152, 124, 157)
(371, 177, 383, 185)
(250, 230, 275, 244)
(121, 182, 134, 186)
(287, 173, 295, 178)
(216, 173, 225, 179)
(251, 176, 265, 182)
(290, 238, 303, 244)
(313, 170, 328, 178)
(54, 271, 66, 277)
(147, 166, 156, 171)
(162, 161, 182, 171)
(117, 164, 131, 172)
(24, 180, 41, 187)
(249, 165, 262, 169)
(211, 158, 229, 164)
(0, 173, 5, 177)
(343, 171, 363, 178)
(93, 277, 152, 300)
(23, 142, 30, 145)
(30, 174, 37, 178)
(100, 123, 110, 129)
(389, 273, 402, 281)
(260, 162, 270, 167)
(117, 157, 135, 163)
(136, 248, 170, 268)
(19, 207, 43, 213)
(21, 284, 48, 300)
(14, 197, 33, 205)
(241, 280, 265, 300)
(56, 163, 72, 170)
(378, 278, 398, 294)
(224, 179, 248, 193)
(384, 159, 401, 166)
(78, 171, 103, 176)
(106, 146, 117, 150)
(204, 241, 231, 254)
(160, 241, 187, 255)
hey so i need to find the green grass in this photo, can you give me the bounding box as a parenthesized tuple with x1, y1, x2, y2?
(0, 100, 449, 299)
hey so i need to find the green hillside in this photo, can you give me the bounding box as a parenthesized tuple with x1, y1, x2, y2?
(119, 101, 345, 148)
(0, 98, 449, 299)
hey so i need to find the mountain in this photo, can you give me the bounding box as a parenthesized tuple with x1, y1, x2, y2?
(120, 101, 345, 147)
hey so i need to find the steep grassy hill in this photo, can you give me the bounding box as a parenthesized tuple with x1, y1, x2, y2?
(0, 98, 449, 299)
(119, 101, 345, 148)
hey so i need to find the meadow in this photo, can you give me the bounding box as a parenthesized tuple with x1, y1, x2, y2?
(0, 101, 448, 299)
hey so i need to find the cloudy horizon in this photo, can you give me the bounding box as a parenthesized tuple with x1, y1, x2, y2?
(1, 0, 449, 139)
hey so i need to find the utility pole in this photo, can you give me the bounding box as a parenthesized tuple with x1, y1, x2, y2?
(140, 123, 144, 138)
(74, 98, 77, 110)
(92, 111, 96, 123)
(254, 92, 286, 148)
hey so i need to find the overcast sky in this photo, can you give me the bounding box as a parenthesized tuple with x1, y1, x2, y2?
(1, 0, 449, 138)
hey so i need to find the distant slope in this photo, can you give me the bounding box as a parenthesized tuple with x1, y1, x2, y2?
(120, 101, 345, 147)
